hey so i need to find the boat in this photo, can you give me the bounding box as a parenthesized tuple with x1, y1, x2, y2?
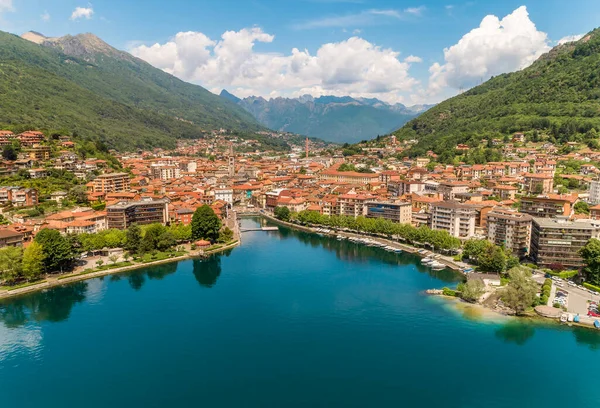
(431, 261, 445, 270)
(421, 257, 433, 265)
(595, 320, 600, 329)
(560, 314, 568, 323)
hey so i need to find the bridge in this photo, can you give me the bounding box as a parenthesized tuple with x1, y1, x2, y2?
(240, 226, 279, 233)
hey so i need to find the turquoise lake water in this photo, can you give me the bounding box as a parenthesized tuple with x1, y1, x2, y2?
(1, 218, 600, 407)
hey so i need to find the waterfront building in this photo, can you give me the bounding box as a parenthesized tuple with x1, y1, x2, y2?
(430, 201, 477, 239)
(365, 201, 412, 224)
(106, 198, 169, 229)
(487, 209, 532, 257)
(530, 217, 600, 268)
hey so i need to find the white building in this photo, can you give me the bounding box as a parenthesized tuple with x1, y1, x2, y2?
(589, 179, 600, 204)
(431, 201, 476, 239)
(214, 188, 233, 204)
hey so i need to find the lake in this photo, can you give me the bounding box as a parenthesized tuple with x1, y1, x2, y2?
(1, 218, 599, 407)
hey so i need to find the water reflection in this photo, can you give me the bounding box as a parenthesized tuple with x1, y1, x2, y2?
(125, 262, 178, 291)
(193, 256, 222, 288)
(573, 327, 600, 350)
(495, 322, 536, 345)
(275, 224, 460, 283)
(0, 282, 88, 328)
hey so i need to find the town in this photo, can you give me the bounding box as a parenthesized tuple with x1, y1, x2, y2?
(1, 128, 600, 322)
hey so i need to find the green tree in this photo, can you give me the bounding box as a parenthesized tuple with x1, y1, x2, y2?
(108, 255, 119, 265)
(580, 238, 600, 285)
(458, 279, 485, 302)
(463, 239, 492, 261)
(191, 205, 222, 242)
(218, 227, 234, 243)
(574, 201, 590, 215)
(22, 242, 45, 281)
(169, 223, 192, 242)
(2, 145, 17, 161)
(140, 224, 167, 253)
(0, 246, 23, 283)
(274, 206, 291, 222)
(503, 267, 539, 315)
(125, 224, 142, 253)
(478, 245, 508, 273)
(35, 229, 75, 273)
(68, 185, 89, 204)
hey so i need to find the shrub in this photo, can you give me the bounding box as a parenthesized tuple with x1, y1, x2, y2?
(540, 295, 549, 305)
(553, 302, 562, 309)
(442, 287, 458, 297)
(583, 282, 600, 293)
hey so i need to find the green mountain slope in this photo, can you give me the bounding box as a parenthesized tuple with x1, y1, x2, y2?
(394, 28, 600, 158)
(0, 31, 263, 150)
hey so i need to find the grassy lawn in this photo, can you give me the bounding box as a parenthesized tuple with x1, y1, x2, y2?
(1, 279, 47, 291)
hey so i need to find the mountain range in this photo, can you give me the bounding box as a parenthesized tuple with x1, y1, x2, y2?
(394, 28, 600, 160)
(0, 30, 263, 150)
(221, 91, 433, 143)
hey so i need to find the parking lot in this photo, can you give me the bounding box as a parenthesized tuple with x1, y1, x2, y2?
(551, 278, 600, 316)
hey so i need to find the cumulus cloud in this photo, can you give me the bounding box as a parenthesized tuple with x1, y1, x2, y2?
(71, 6, 94, 20)
(131, 28, 419, 104)
(426, 6, 550, 97)
(557, 34, 583, 45)
(404, 55, 423, 63)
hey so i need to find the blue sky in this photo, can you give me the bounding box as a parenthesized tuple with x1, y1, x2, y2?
(2, 0, 599, 104)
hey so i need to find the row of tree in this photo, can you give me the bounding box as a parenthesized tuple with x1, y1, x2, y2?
(279, 209, 462, 250)
(461, 239, 519, 274)
(0, 205, 233, 285)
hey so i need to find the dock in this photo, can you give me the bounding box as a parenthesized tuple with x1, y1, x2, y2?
(240, 226, 279, 232)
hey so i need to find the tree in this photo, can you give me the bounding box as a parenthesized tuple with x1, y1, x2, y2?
(458, 279, 485, 302)
(218, 227, 234, 243)
(478, 245, 508, 273)
(35, 229, 75, 273)
(22, 242, 45, 281)
(140, 224, 167, 253)
(580, 238, 600, 285)
(125, 224, 142, 253)
(108, 255, 119, 265)
(463, 239, 492, 261)
(191, 205, 222, 242)
(0, 246, 23, 284)
(67, 185, 89, 205)
(273, 206, 291, 222)
(2, 145, 17, 161)
(503, 267, 539, 315)
(96, 259, 104, 268)
(574, 201, 590, 215)
(169, 223, 192, 242)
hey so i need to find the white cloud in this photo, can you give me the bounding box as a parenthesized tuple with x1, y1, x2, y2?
(131, 28, 419, 104)
(292, 8, 420, 29)
(404, 55, 423, 63)
(0, 0, 13, 13)
(404, 6, 425, 16)
(557, 34, 583, 45)
(70, 6, 94, 20)
(426, 6, 550, 98)
(41, 11, 50, 21)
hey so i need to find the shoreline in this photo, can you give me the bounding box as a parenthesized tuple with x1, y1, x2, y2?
(0, 239, 241, 301)
(261, 212, 600, 332)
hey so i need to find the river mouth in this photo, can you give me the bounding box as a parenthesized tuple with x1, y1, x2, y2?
(1, 217, 599, 407)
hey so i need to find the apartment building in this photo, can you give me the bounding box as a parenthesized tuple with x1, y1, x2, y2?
(338, 193, 372, 218)
(214, 188, 233, 204)
(320, 170, 380, 184)
(430, 201, 477, 239)
(151, 165, 181, 181)
(520, 194, 577, 218)
(26, 146, 52, 161)
(589, 179, 600, 205)
(486, 209, 533, 257)
(0, 187, 38, 207)
(365, 201, 412, 224)
(93, 173, 131, 193)
(530, 217, 600, 268)
(387, 180, 425, 197)
(437, 182, 469, 201)
(106, 198, 169, 229)
(522, 173, 553, 194)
